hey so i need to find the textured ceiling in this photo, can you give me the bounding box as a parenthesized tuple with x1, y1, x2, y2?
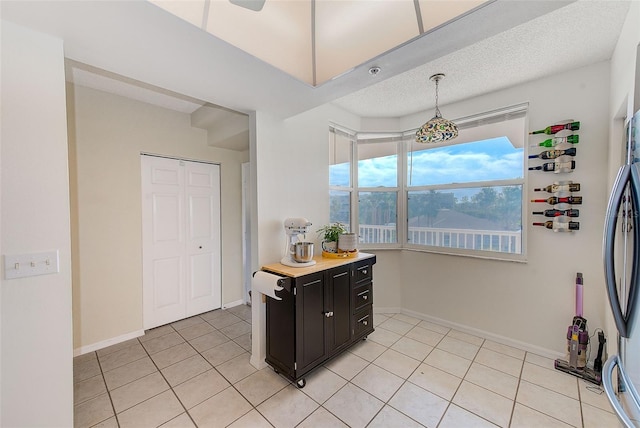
(333, 0, 631, 118)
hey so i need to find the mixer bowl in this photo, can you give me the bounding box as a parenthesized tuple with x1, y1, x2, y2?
(293, 242, 314, 262)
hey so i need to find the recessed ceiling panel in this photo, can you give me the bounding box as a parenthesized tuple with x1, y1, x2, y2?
(207, 1, 313, 85)
(147, 0, 496, 87)
(419, 0, 487, 32)
(315, 0, 419, 85)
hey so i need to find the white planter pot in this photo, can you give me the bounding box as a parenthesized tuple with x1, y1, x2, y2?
(338, 233, 358, 252)
(322, 241, 338, 253)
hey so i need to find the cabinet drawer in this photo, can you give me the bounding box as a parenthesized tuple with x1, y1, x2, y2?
(354, 306, 374, 337)
(353, 283, 372, 312)
(353, 260, 372, 285)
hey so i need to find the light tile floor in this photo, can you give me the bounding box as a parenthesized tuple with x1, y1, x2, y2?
(74, 307, 621, 427)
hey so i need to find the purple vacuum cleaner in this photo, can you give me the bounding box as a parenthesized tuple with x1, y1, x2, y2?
(554, 273, 604, 385)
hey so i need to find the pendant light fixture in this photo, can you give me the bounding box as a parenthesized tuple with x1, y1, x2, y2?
(415, 73, 458, 144)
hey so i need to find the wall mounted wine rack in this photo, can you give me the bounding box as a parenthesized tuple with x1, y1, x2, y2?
(528, 120, 582, 232)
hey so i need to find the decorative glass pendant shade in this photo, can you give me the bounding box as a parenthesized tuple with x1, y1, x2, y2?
(415, 73, 458, 143)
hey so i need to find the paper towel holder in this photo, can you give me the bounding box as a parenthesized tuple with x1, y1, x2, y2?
(252, 270, 290, 292)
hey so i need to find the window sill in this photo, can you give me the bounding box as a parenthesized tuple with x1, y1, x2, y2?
(360, 245, 527, 263)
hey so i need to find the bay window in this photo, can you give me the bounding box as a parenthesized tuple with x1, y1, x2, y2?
(329, 103, 527, 260)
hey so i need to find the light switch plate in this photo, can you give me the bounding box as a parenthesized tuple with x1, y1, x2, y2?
(3, 250, 59, 280)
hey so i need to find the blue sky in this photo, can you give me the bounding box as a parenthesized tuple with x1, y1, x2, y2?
(330, 137, 523, 188)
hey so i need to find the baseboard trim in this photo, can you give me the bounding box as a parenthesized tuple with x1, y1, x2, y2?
(373, 306, 401, 314)
(74, 329, 145, 357)
(223, 299, 244, 309)
(250, 354, 268, 370)
(74, 303, 244, 357)
(377, 307, 563, 360)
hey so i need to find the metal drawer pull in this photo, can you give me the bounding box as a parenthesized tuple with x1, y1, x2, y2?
(358, 315, 369, 323)
(362, 295, 368, 300)
(304, 279, 321, 287)
(361, 269, 368, 275)
(324, 311, 334, 318)
(363, 320, 368, 326)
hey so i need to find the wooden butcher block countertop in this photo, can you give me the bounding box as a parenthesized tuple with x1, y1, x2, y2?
(262, 252, 375, 278)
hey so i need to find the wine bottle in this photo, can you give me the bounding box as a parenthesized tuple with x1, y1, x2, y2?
(533, 221, 580, 231)
(532, 209, 580, 217)
(528, 161, 576, 172)
(534, 182, 581, 193)
(530, 121, 580, 135)
(531, 196, 582, 205)
(536, 135, 580, 147)
(529, 147, 577, 160)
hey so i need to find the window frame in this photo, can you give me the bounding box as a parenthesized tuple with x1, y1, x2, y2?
(329, 125, 357, 231)
(330, 103, 528, 261)
(404, 183, 526, 261)
(355, 133, 403, 248)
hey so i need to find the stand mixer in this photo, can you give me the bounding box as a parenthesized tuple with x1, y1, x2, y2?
(281, 218, 316, 268)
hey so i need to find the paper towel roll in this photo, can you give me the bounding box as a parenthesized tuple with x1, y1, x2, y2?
(252, 271, 285, 301)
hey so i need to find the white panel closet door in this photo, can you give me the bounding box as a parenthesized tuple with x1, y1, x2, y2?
(142, 155, 221, 329)
(185, 161, 221, 316)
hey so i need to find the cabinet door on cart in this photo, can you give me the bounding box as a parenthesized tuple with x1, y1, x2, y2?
(296, 272, 328, 373)
(328, 265, 352, 353)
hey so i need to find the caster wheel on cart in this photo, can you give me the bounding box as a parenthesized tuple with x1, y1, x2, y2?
(296, 379, 306, 389)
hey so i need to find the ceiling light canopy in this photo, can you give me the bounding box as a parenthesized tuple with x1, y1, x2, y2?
(148, 0, 486, 86)
(415, 73, 458, 143)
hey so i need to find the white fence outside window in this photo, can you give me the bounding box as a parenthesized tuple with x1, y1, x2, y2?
(358, 224, 521, 254)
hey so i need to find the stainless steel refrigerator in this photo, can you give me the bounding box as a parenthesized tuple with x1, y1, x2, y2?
(603, 107, 640, 427)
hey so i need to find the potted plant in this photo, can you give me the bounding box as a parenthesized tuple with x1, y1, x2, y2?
(317, 222, 347, 253)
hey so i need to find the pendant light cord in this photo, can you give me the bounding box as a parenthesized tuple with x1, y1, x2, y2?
(433, 75, 442, 118)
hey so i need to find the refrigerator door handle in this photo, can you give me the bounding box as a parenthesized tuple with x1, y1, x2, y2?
(603, 355, 640, 427)
(605, 165, 631, 337)
(626, 165, 640, 336)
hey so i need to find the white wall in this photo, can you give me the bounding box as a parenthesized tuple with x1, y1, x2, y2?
(68, 84, 248, 352)
(608, 1, 640, 187)
(394, 62, 611, 356)
(367, 250, 403, 312)
(252, 64, 610, 358)
(610, 1, 639, 127)
(401, 63, 611, 355)
(255, 104, 362, 266)
(1, 21, 74, 426)
(251, 104, 386, 367)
